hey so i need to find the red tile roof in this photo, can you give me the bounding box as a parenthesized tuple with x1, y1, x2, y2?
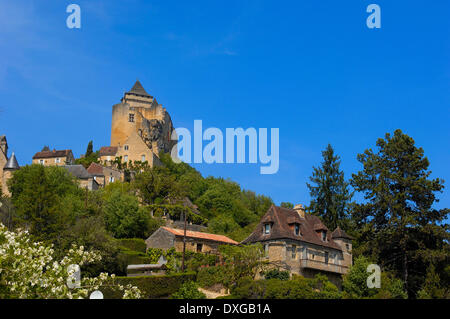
(33, 149, 73, 159)
(87, 162, 105, 176)
(242, 205, 343, 251)
(161, 227, 238, 245)
(99, 146, 118, 157)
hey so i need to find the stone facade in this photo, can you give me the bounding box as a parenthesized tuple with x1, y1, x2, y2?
(32, 149, 75, 166)
(105, 81, 175, 166)
(243, 204, 353, 288)
(87, 162, 123, 187)
(0, 136, 20, 197)
(145, 227, 238, 254)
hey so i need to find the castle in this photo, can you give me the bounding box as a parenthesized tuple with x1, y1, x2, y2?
(100, 80, 176, 167)
(0, 136, 20, 196)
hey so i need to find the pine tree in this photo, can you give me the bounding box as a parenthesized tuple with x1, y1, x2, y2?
(351, 129, 449, 297)
(307, 144, 352, 230)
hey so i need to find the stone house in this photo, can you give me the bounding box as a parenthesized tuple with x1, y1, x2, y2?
(145, 226, 238, 254)
(87, 162, 123, 187)
(242, 204, 353, 287)
(99, 81, 173, 168)
(0, 136, 20, 197)
(63, 165, 99, 191)
(32, 149, 75, 166)
(98, 146, 118, 165)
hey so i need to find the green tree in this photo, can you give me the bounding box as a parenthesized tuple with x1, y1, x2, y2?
(307, 144, 352, 230)
(280, 202, 293, 209)
(350, 130, 449, 297)
(171, 281, 206, 299)
(104, 189, 151, 238)
(85, 140, 94, 157)
(7, 165, 81, 240)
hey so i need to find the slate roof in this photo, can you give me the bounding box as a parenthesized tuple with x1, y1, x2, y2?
(161, 227, 239, 245)
(63, 165, 91, 180)
(331, 226, 353, 240)
(87, 162, 104, 176)
(33, 149, 73, 159)
(242, 205, 342, 251)
(4, 152, 19, 170)
(127, 80, 152, 98)
(98, 146, 118, 157)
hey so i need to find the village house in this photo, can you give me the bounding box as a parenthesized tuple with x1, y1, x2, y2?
(32, 148, 75, 166)
(98, 146, 118, 165)
(146, 226, 238, 254)
(87, 162, 123, 187)
(63, 165, 99, 191)
(0, 136, 20, 196)
(242, 204, 352, 287)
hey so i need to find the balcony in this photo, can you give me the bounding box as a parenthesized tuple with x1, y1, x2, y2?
(300, 259, 348, 274)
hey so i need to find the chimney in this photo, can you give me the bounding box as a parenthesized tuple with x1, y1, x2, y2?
(294, 204, 305, 218)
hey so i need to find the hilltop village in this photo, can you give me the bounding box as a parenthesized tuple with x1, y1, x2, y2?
(0, 81, 353, 291)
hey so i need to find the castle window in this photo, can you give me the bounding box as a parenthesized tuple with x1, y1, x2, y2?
(129, 113, 135, 122)
(294, 224, 300, 236)
(124, 145, 129, 151)
(264, 223, 271, 234)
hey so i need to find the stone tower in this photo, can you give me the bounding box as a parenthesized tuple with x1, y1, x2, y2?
(110, 81, 175, 165)
(0, 135, 20, 197)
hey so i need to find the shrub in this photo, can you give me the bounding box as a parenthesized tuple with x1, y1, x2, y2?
(197, 265, 226, 288)
(118, 238, 147, 253)
(171, 281, 206, 299)
(103, 272, 197, 299)
(263, 269, 290, 281)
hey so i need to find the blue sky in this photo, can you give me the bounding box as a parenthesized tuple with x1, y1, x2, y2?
(0, 1, 449, 210)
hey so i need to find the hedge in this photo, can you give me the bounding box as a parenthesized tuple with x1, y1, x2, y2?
(117, 249, 152, 274)
(117, 238, 147, 253)
(103, 272, 197, 299)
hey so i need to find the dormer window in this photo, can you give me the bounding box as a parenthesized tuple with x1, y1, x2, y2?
(321, 230, 327, 241)
(264, 223, 271, 235)
(294, 224, 300, 236)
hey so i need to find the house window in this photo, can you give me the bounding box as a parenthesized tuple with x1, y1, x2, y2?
(325, 251, 329, 264)
(109, 176, 114, 183)
(291, 245, 297, 259)
(129, 113, 135, 122)
(141, 155, 146, 162)
(321, 231, 327, 241)
(39, 159, 44, 164)
(346, 243, 350, 250)
(294, 224, 300, 236)
(124, 145, 129, 151)
(107, 156, 111, 161)
(55, 158, 61, 163)
(264, 224, 271, 234)
(124, 155, 128, 162)
(196, 243, 203, 253)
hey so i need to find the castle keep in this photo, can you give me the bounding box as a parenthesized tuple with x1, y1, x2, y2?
(107, 81, 175, 166)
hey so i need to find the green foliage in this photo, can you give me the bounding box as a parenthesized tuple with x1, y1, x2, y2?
(263, 269, 290, 280)
(280, 202, 294, 209)
(230, 274, 341, 299)
(146, 247, 164, 263)
(307, 144, 352, 231)
(417, 264, 448, 299)
(104, 189, 152, 239)
(117, 238, 147, 253)
(171, 281, 206, 299)
(197, 265, 227, 288)
(148, 204, 208, 225)
(7, 165, 81, 240)
(342, 256, 407, 299)
(103, 272, 197, 299)
(75, 141, 99, 168)
(350, 129, 449, 297)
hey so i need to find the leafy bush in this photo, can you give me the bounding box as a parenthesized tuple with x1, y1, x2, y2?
(197, 265, 226, 288)
(118, 238, 147, 253)
(103, 272, 197, 299)
(263, 269, 290, 281)
(171, 281, 206, 299)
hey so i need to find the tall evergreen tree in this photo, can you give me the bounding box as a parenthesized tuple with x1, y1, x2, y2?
(85, 140, 94, 157)
(351, 129, 449, 297)
(307, 144, 352, 230)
